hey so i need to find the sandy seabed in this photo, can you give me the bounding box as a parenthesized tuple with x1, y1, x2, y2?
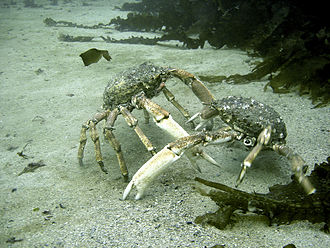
(0, 1, 329, 247)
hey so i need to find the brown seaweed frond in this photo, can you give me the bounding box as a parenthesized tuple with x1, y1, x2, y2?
(195, 157, 330, 230)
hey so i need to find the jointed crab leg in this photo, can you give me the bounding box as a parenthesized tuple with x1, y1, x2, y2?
(78, 126, 88, 165)
(170, 69, 215, 104)
(120, 106, 157, 155)
(133, 93, 189, 139)
(123, 143, 181, 200)
(104, 106, 158, 180)
(142, 109, 150, 124)
(123, 129, 236, 200)
(236, 125, 272, 187)
(170, 69, 219, 126)
(273, 144, 316, 194)
(236, 125, 316, 194)
(132, 93, 218, 167)
(89, 121, 108, 173)
(162, 87, 191, 122)
(78, 110, 110, 173)
(103, 108, 129, 180)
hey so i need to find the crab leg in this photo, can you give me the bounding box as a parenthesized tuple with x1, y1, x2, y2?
(120, 106, 157, 155)
(123, 144, 180, 200)
(162, 86, 194, 128)
(78, 125, 88, 165)
(170, 69, 215, 104)
(78, 110, 110, 173)
(133, 94, 189, 138)
(236, 125, 272, 187)
(273, 144, 316, 195)
(235, 126, 316, 194)
(132, 93, 218, 167)
(123, 135, 205, 200)
(142, 109, 150, 124)
(123, 129, 236, 200)
(103, 108, 129, 180)
(170, 69, 219, 128)
(89, 121, 108, 173)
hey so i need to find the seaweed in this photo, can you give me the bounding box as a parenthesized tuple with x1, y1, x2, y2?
(111, 0, 329, 107)
(209, 55, 330, 108)
(24, 0, 42, 8)
(43, 0, 330, 106)
(58, 34, 94, 42)
(109, 13, 163, 32)
(101, 35, 160, 46)
(18, 161, 46, 176)
(79, 48, 111, 66)
(100, 31, 203, 49)
(43, 18, 111, 30)
(213, 35, 330, 107)
(195, 157, 330, 230)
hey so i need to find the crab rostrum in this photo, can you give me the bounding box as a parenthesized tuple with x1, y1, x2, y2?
(78, 62, 218, 182)
(123, 95, 315, 199)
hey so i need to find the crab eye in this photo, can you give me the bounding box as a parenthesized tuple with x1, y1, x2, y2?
(243, 138, 254, 147)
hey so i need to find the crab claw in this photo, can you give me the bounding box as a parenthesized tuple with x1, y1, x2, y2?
(186, 112, 201, 124)
(123, 145, 181, 200)
(122, 130, 235, 200)
(199, 150, 219, 166)
(188, 104, 219, 131)
(195, 119, 212, 131)
(123, 134, 214, 200)
(186, 111, 214, 131)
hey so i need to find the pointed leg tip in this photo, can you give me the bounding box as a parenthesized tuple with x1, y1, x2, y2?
(308, 188, 316, 195)
(122, 190, 129, 201)
(78, 158, 84, 166)
(235, 180, 240, 188)
(194, 119, 211, 131)
(123, 174, 129, 182)
(200, 151, 219, 167)
(186, 112, 200, 124)
(97, 161, 108, 174)
(302, 179, 316, 195)
(236, 167, 246, 187)
(210, 158, 220, 167)
(194, 124, 203, 131)
(135, 193, 143, 200)
(123, 180, 134, 200)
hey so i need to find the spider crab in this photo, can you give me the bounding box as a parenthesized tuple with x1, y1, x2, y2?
(123, 96, 316, 199)
(78, 62, 218, 181)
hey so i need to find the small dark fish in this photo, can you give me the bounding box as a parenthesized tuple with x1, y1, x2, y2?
(79, 48, 111, 66)
(18, 161, 46, 176)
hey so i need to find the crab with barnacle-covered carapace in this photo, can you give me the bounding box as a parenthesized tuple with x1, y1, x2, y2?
(78, 62, 218, 181)
(123, 95, 316, 199)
